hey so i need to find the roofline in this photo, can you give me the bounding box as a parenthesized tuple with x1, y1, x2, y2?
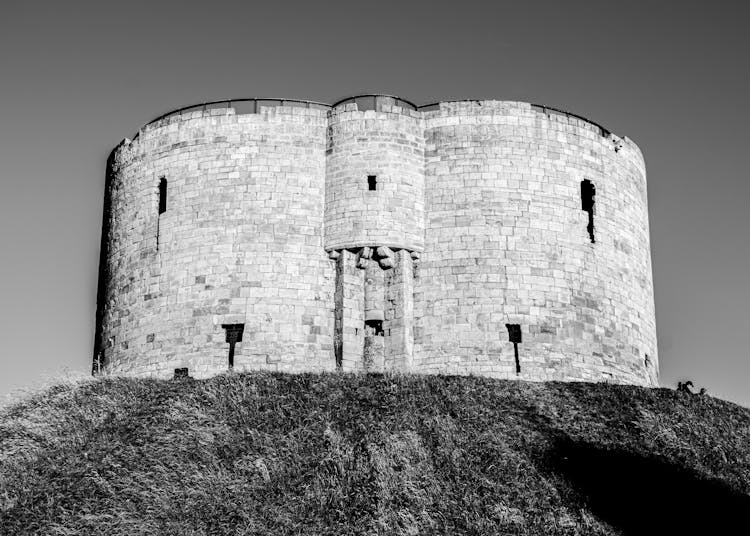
(131, 96, 616, 141)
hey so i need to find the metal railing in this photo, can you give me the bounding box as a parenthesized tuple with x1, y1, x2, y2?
(530, 104, 611, 138)
(418, 100, 612, 138)
(331, 94, 418, 111)
(417, 99, 486, 111)
(130, 97, 612, 140)
(133, 98, 331, 139)
(417, 102, 441, 111)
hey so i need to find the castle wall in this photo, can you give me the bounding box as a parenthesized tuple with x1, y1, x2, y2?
(416, 101, 657, 385)
(97, 105, 334, 378)
(96, 96, 658, 386)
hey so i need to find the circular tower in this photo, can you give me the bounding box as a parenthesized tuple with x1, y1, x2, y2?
(416, 100, 657, 385)
(94, 100, 335, 378)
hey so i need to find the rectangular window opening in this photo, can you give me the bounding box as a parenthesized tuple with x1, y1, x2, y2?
(157, 177, 167, 251)
(506, 323, 522, 374)
(367, 175, 377, 191)
(365, 319, 384, 336)
(222, 323, 245, 369)
(158, 177, 167, 214)
(581, 179, 596, 243)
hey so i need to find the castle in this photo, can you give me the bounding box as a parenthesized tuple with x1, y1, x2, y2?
(94, 95, 658, 386)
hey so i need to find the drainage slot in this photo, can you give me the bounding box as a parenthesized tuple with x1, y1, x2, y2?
(506, 323, 522, 374)
(221, 323, 245, 369)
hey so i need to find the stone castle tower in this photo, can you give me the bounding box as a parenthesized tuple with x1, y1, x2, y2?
(94, 95, 658, 386)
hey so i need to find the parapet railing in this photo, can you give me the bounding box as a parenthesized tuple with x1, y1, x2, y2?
(130, 97, 613, 141)
(331, 94, 419, 111)
(418, 100, 612, 138)
(132, 98, 332, 140)
(530, 104, 611, 137)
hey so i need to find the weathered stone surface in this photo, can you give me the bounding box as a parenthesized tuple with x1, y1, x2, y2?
(95, 103, 334, 378)
(95, 97, 657, 387)
(378, 257, 395, 269)
(417, 101, 656, 386)
(376, 246, 393, 259)
(325, 103, 424, 252)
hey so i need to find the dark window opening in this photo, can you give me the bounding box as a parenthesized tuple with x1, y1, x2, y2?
(506, 323, 522, 374)
(156, 177, 167, 251)
(367, 175, 377, 191)
(174, 367, 189, 379)
(158, 178, 167, 214)
(365, 319, 384, 336)
(506, 324, 522, 343)
(222, 323, 245, 369)
(581, 179, 596, 243)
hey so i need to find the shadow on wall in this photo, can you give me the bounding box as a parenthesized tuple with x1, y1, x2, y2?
(548, 438, 750, 536)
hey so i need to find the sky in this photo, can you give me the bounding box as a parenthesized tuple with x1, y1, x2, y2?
(1, 0, 748, 406)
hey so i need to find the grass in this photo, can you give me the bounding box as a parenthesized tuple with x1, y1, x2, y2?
(1, 372, 749, 535)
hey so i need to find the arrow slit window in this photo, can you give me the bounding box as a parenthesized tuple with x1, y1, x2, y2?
(158, 177, 167, 214)
(157, 177, 167, 250)
(581, 179, 596, 243)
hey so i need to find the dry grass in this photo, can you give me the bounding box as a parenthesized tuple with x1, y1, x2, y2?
(1, 372, 749, 535)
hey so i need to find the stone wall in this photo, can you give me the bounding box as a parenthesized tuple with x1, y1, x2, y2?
(417, 101, 657, 385)
(97, 104, 334, 379)
(96, 96, 658, 386)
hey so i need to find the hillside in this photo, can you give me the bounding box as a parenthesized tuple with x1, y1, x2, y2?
(1, 373, 749, 535)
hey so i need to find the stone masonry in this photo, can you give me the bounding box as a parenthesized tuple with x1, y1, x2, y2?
(94, 95, 658, 386)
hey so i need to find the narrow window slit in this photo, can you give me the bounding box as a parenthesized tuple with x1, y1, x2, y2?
(221, 323, 245, 369)
(581, 179, 596, 243)
(506, 324, 522, 374)
(367, 175, 377, 191)
(157, 177, 167, 250)
(158, 178, 167, 214)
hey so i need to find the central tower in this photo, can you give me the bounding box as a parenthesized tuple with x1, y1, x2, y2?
(325, 96, 425, 372)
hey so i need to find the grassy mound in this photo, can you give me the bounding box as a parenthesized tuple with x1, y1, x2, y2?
(1, 372, 749, 535)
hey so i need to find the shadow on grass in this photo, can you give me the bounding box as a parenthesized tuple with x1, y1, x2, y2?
(549, 438, 750, 536)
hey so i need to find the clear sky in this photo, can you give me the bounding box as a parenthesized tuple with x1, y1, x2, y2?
(1, 1, 748, 406)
